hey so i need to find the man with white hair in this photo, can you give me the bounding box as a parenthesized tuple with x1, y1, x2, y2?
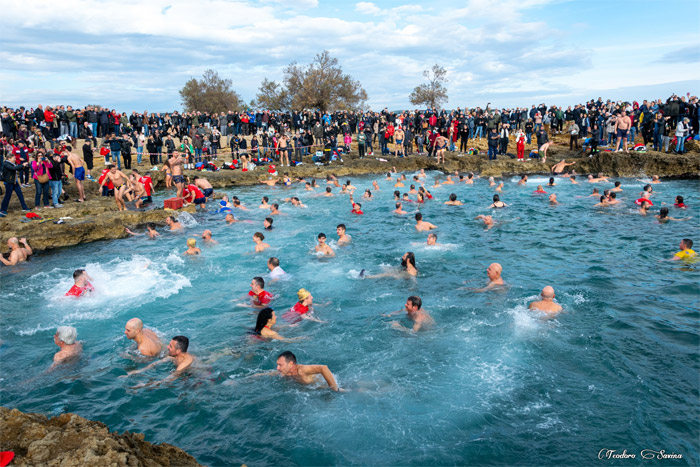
(53, 326, 82, 366)
(1, 237, 33, 266)
(529, 286, 563, 317)
(124, 318, 162, 357)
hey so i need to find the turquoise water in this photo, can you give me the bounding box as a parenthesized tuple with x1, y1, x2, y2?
(1, 172, 698, 466)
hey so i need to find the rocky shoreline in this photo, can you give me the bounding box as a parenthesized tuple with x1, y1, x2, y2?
(1, 148, 698, 255)
(0, 406, 203, 466)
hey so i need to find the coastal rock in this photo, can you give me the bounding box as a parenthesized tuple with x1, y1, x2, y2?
(0, 406, 202, 466)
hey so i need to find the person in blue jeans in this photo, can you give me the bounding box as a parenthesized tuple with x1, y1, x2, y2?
(1, 159, 30, 216)
(487, 128, 499, 160)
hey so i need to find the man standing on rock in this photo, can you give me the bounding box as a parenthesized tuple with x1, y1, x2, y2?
(100, 165, 129, 211)
(66, 150, 87, 203)
(170, 151, 185, 198)
(614, 111, 631, 153)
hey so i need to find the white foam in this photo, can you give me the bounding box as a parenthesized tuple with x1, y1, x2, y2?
(177, 212, 199, 227)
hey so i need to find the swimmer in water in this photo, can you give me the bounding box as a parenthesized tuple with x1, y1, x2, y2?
(1, 237, 33, 266)
(260, 178, 279, 186)
(322, 187, 333, 197)
(638, 199, 651, 215)
(551, 159, 576, 174)
(548, 177, 556, 186)
(286, 197, 307, 208)
(656, 207, 691, 223)
(201, 229, 218, 245)
(253, 232, 271, 252)
(496, 181, 504, 192)
(225, 213, 237, 224)
(475, 214, 495, 229)
(124, 318, 162, 357)
(651, 175, 661, 184)
(305, 182, 314, 191)
(267, 257, 286, 280)
(394, 202, 407, 215)
(444, 193, 463, 206)
(166, 216, 183, 231)
(259, 196, 270, 209)
(283, 288, 325, 324)
(125, 222, 160, 239)
(517, 175, 528, 186)
(183, 238, 201, 255)
(372, 180, 380, 191)
(610, 181, 623, 193)
(315, 233, 335, 257)
(673, 195, 686, 209)
(232, 198, 248, 210)
(408, 184, 418, 195)
(549, 193, 559, 205)
(52, 326, 82, 368)
(587, 173, 609, 183)
(365, 252, 418, 278)
(671, 238, 697, 261)
(122, 336, 194, 383)
(432, 178, 440, 188)
(263, 217, 273, 230)
(588, 188, 600, 197)
(569, 176, 578, 184)
(363, 189, 373, 200)
(465, 173, 475, 185)
(65, 268, 95, 297)
(350, 195, 363, 214)
(275, 351, 340, 391)
(426, 233, 440, 246)
(253, 308, 300, 341)
(336, 224, 352, 245)
(269, 203, 281, 215)
(608, 192, 621, 205)
(473, 263, 504, 292)
(489, 194, 507, 208)
(442, 175, 455, 185)
(488, 177, 496, 187)
(529, 286, 562, 317)
(593, 195, 610, 207)
(386, 295, 434, 332)
(415, 212, 437, 231)
(417, 169, 426, 179)
(533, 185, 547, 194)
(394, 177, 405, 188)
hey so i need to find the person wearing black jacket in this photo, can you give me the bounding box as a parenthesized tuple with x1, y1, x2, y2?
(121, 136, 133, 170)
(147, 136, 157, 166)
(82, 139, 94, 171)
(48, 152, 64, 207)
(0, 158, 30, 216)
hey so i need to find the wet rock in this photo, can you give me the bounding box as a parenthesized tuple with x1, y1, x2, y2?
(0, 406, 202, 466)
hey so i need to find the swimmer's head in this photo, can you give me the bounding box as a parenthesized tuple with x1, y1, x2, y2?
(255, 307, 276, 334)
(427, 233, 437, 245)
(643, 184, 652, 192)
(600, 196, 606, 202)
(493, 194, 500, 202)
(486, 263, 502, 280)
(262, 196, 269, 202)
(271, 203, 279, 210)
(488, 177, 495, 183)
(297, 288, 312, 302)
(614, 181, 621, 187)
(405, 295, 422, 312)
(264, 217, 273, 229)
(202, 229, 212, 239)
(166, 216, 176, 225)
(588, 175, 593, 180)
(277, 350, 297, 375)
(401, 251, 416, 269)
(681, 238, 693, 250)
(55, 326, 77, 345)
(549, 177, 555, 185)
(570, 176, 576, 180)
(449, 193, 457, 201)
(186, 238, 197, 248)
(251, 276, 265, 291)
(659, 207, 669, 218)
(147, 223, 156, 231)
(415, 212, 423, 221)
(124, 318, 144, 339)
(268, 257, 280, 268)
(592, 188, 599, 194)
(652, 175, 659, 181)
(468, 173, 474, 179)
(336, 224, 346, 234)
(73, 268, 86, 281)
(676, 195, 684, 204)
(317, 233, 326, 242)
(253, 232, 264, 241)
(226, 213, 235, 222)
(541, 286, 555, 300)
(169, 335, 189, 356)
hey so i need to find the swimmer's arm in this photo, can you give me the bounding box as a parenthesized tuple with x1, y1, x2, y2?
(125, 227, 143, 236)
(0, 255, 16, 266)
(303, 365, 339, 391)
(20, 239, 32, 256)
(301, 313, 326, 323)
(382, 309, 403, 317)
(122, 357, 169, 377)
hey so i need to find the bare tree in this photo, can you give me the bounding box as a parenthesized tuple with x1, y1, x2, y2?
(409, 65, 448, 110)
(179, 69, 242, 113)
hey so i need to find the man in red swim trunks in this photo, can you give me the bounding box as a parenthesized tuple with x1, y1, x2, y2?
(248, 276, 272, 308)
(65, 269, 94, 297)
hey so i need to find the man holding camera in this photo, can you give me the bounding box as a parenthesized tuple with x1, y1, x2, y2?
(1, 154, 31, 216)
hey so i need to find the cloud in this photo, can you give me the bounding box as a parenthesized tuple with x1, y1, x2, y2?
(355, 2, 381, 15)
(656, 45, 700, 64)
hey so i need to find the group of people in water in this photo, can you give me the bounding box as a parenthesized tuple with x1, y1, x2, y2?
(5, 163, 696, 392)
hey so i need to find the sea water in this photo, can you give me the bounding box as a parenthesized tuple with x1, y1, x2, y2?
(1, 172, 698, 466)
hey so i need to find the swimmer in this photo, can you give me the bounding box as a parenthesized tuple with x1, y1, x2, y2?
(386, 295, 434, 332)
(218, 195, 233, 212)
(52, 326, 82, 368)
(593, 196, 610, 207)
(426, 233, 440, 246)
(473, 263, 504, 292)
(488, 177, 496, 187)
(124, 318, 162, 357)
(418, 186, 433, 200)
(489, 194, 507, 208)
(259, 196, 270, 209)
(1, 237, 33, 266)
(465, 173, 475, 185)
(444, 193, 463, 206)
(269, 203, 281, 215)
(345, 180, 357, 191)
(267, 257, 286, 279)
(253, 308, 299, 341)
(415, 212, 437, 231)
(183, 238, 201, 255)
(282, 289, 324, 324)
(569, 176, 579, 185)
(248, 276, 273, 307)
(432, 178, 440, 188)
(225, 213, 237, 224)
(475, 214, 495, 229)
(533, 185, 547, 194)
(588, 188, 600, 197)
(365, 251, 418, 278)
(125, 222, 160, 239)
(442, 175, 455, 185)
(408, 184, 418, 195)
(287, 197, 307, 208)
(372, 180, 380, 191)
(315, 233, 335, 257)
(608, 192, 621, 205)
(305, 182, 314, 191)
(260, 178, 279, 186)
(350, 195, 363, 214)
(656, 207, 691, 223)
(201, 230, 218, 245)
(417, 169, 426, 179)
(123, 336, 194, 381)
(65, 269, 94, 297)
(232, 198, 248, 210)
(394, 178, 405, 188)
(517, 175, 528, 186)
(673, 195, 686, 209)
(651, 175, 661, 184)
(587, 173, 609, 183)
(263, 217, 274, 230)
(496, 181, 504, 192)
(322, 187, 334, 197)
(275, 351, 340, 391)
(394, 202, 407, 215)
(638, 199, 651, 215)
(165, 216, 183, 231)
(611, 181, 623, 193)
(671, 238, 697, 261)
(385, 172, 393, 181)
(336, 224, 352, 245)
(549, 193, 559, 205)
(548, 177, 556, 187)
(362, 189, 373, 200)
(253, 232, 270, 252)
(529, 286, 562, 317)
(551, 159, 576, 174)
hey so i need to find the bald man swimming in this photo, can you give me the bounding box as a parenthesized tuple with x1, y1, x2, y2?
(1, 237, 33, 266)
(473, 263, 505, 292)
(529, 286, 562, 317)
(124, 318, 163, 356)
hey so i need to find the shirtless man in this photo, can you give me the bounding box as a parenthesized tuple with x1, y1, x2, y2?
(387, 295, 434, 332)
(587, 174, 609, 183)
(269, 203, 281, 215)
(442, 175, 455, 185)
(444, 194, 463, 205)
(394, 127, 405, 156)
(464, 173, 475, 185)
(394, 202, 407, 215)
(225, 213, 237, 225)
(415, 212, 437, 231)
(610, 181, 623, 193)
(475, 214, 495, 229)
(315, 233, 335, 257)
(201, 229, 218, 244)
(426, 233, 440, 246)
(259, 196, 271, 209)
(549, 193, 559, 205)
(52, 326, 82, 368)
(260, 178, 279, 187)
(614, 111, 631, 152)
(434, 135, 449, 164)
(66, 151, 86, 202)
(125, 222, 160, 238)
(165, 215, 183, 231)
(170, 152, 185, 198)
(551, 159, 576, 174)
(276, 351, 340, 391)
(336, 224, 352, 245)
(287, 197, 307, 208)
(1, 237, 33, 266)
(253, 232, 270, 252)
(394, 177, 405, 188)
(126, 173, 146, 208)
(529, 286, 562, 317)
(123, 336, 194, 382)
(517, 175, 528, 186)
(473, 263, 504, 292)
(100, 165, 130, 211)
(192, 175, 214, 199)
(124, 318, 162, 357)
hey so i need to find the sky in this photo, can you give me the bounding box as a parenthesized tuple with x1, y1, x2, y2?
(0, 0, 698, 112)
